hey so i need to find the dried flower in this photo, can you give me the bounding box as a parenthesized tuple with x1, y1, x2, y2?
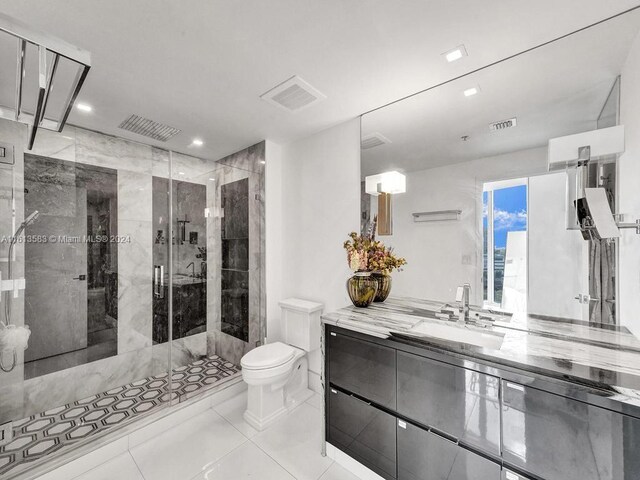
(343, 223, 406, 274)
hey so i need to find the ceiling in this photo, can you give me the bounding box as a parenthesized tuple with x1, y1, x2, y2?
(1, 1, 639, 161)
(361, 9, 640, 177)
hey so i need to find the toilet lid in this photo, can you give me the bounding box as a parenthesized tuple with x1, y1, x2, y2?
(241, 342, 296, 370)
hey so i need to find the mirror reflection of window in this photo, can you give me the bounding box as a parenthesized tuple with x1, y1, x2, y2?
(483, 179, 528, 312)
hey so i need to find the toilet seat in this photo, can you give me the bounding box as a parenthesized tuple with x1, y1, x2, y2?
(241, 342, 296, 370)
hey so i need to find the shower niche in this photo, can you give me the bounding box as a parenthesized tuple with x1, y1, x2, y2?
(221, 178, 249, 342)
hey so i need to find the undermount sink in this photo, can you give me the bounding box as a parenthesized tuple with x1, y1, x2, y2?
(408, 321, 505, 350)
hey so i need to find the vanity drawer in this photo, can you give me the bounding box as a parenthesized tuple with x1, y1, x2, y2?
(396, 351, 500, 455)
(502, 380, 640, 480)
(328, 387, 397, 480)
(501, 470, 533, 480)
(397, 420, 501, 480)
(328, 328, 396, 409)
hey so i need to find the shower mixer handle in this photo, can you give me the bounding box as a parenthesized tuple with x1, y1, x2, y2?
(72, 275, 86, 281)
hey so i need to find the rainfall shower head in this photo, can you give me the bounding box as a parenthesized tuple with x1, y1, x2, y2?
(0, 13, 91, 149)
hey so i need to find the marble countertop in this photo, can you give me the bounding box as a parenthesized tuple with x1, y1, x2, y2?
(322, 296, 640, 411)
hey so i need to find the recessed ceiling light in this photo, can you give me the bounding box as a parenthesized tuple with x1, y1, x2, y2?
(76, 103, 92, 112)
(463, 86, 479, 97)
(191, 138, 204, 146)
(178, 171, 185, 175)
(260, 160, 266, 165)
(443, 45, 468, 63)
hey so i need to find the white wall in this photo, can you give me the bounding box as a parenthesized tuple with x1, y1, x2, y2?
(265, 140, 283, 343)
(528, 172, 588, 319)
(275, 118, 361, 390)
(374, 147, 547, 305)
(619, 30, 640, 336)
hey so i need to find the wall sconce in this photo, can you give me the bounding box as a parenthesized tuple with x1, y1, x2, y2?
(365, 171, 406, 235)
(365, 171, 406, 196)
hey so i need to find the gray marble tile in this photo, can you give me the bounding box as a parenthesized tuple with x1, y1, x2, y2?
(118, 220, 153, 353)
(118, 171, 152, 222)
(75, 128, 152, 174)
(29, 126, 76, 162)
(216, 141, 265, 174)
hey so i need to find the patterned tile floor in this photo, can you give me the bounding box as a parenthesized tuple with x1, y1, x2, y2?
(0, 355, 240, 477)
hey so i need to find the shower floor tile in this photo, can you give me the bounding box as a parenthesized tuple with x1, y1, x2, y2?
(0, 355, 240, 478)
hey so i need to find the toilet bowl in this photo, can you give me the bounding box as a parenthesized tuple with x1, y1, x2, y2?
(241, 342, 312, 430)
(241, 298, 323, 431)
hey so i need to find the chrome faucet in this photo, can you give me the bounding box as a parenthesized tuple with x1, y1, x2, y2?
(456, 283, 471, 323)
(186, 262, 195, 277)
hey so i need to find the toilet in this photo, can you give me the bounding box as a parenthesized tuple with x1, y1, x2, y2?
(241, 298, 323, 431)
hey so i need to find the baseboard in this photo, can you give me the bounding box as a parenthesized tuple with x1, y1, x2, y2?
(326, 442, 386, 480)
(30, 378, 246, 480)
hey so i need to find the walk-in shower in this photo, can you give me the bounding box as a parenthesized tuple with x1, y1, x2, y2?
(0, 119, 266, 478)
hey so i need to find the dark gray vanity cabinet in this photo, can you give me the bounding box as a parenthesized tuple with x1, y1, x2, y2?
(397, 351, 501, 455)
(397, 420, 501, 480)
(328, 330, 396, 409)
(328, 387, 397, 480)
(502, 380, 640, 480)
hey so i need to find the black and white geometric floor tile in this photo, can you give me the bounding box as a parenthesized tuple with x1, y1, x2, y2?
(0, 355, 240, 477)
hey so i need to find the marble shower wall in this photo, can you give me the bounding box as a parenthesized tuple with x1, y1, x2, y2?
(206, 142, 265, 365)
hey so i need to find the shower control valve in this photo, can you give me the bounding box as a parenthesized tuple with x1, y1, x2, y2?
(0, 273, 26, 300)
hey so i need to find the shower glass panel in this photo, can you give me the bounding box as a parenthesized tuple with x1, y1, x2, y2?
(168, 143, 265, 374)
(0, 123, 173, 478)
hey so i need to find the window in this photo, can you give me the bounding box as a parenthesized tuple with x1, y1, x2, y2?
(483, 179, 528, 311)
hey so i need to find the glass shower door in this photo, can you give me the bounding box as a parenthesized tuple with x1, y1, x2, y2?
(166, 143, 265, 399)
(0, 125, 172, 478)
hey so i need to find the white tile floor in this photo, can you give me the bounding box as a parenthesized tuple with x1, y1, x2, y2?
(68, 392, 361, 480)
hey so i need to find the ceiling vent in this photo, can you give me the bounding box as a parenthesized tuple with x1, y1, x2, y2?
(118, 114, 181, 142)
(361, 133, 391, 150)
(260, 75, 326, 112)
(489, 117, 518, 132)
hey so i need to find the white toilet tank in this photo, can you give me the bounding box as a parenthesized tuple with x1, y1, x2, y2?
(279, 298, 323, 352)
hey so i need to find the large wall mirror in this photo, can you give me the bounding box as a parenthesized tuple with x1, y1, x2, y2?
(361, 8, 640, 336)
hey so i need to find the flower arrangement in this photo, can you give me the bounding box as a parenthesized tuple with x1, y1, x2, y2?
(343, 216, 407, 275)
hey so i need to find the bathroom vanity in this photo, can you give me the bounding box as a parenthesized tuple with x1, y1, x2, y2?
(322, 297, 640, 480)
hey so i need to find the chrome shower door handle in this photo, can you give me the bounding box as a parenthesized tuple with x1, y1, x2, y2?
(154, 265, 165, 298)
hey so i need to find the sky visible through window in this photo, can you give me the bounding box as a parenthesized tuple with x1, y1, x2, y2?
(493, 185, 527, 247)
(483, 183, 527, 305)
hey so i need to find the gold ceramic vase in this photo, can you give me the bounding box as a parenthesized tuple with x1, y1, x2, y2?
(372, 272, 392, 302)
(346, 272, 378, 308)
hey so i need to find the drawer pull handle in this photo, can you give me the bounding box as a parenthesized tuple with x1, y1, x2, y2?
(331, 389, 337, 394)
(350, 394, 371, 406)
(398, 420, 407, 429)
(505, 382, 525, 392)
(330, 332, 337, 337)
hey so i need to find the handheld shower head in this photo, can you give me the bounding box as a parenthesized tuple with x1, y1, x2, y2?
(12, 210, 40, 240)
(24, 210, 39, 227)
